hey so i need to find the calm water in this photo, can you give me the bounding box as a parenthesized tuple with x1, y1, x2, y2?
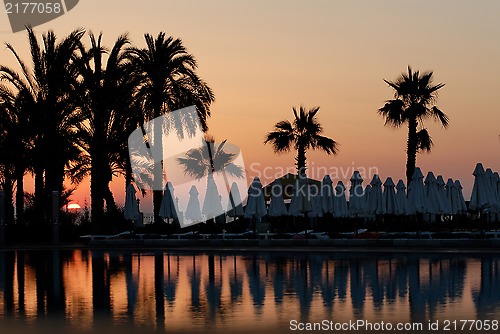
(0, 249, 500, 333)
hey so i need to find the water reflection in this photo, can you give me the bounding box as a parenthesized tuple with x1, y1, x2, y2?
(0, 250, 499, 332)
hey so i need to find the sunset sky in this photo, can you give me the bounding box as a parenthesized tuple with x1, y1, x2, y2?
(1, 0, 499, 212)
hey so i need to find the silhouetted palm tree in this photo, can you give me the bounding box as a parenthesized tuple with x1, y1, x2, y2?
(177, 137, 244, 217)
(128, 32, 214, 223)
(0, 27, 85, 223)
(75, 32, 136, 226)
(264, 106, 338, 176)
(177, 138, 243, 178)
(0, 85, 31, 224)
(378, 66, 449, 184)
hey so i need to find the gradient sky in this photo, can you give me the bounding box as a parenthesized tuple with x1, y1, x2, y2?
(1, 0, 499, 212)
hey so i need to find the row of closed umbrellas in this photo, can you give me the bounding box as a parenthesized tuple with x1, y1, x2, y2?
(124, 162, 497, 223)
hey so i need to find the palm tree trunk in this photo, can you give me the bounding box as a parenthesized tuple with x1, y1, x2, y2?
(34, 164, 45, 223)
(90, 161, 105, 228)
(15, 169, 24, 225)
(3, 177, 15, 224)
(406, 118, 418, 185)
(153, 114, 164, 224)
(296, 144, 307, 176)
(104, 185, 118, 216)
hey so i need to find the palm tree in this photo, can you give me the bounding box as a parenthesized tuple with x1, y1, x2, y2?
(0, 26, 85, 223)
(177, 137, 244, 179)
(75, 32, 136, 226)
(0, 83, 32, 224)
(128, 32, 214, 223)
(264, 106, 338, 176)
(378, 66, 449, 184)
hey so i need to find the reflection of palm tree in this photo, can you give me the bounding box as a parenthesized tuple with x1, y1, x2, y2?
(264, 106, 338, 176)
(128, 32, 214, 223)
(378, 66, 449, 184)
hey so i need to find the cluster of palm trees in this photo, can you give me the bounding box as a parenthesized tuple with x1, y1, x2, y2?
(266, 66, 448, 187)
(0, 27, 214, 228)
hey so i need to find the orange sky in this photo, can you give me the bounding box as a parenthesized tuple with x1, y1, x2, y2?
(1, 0, 499, 212)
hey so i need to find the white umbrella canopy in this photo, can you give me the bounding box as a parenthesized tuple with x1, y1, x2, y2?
(159, 182, 178, 220)
(369, 174, 385, 215)
(407, 167, 426, 214)
(455, 180, 468, 213)
(227, 182, 244, 217)
(202, 174, 224, 220)
(363, 185, 372, 218)
(395, 179, 408, 216)
(383, 177, 399, 215)
(185, 185, 202, 222)
(124, 184, 139, 221)
(493, 172, 500, 213)
(333, 181, 349, 218)
(268, 179, 288, 217)
(470, 163, 491, 211)
(485, 168, 500, 212)
(289, 174, 312, 217)
(446, 179, 461, 215)
(349, 171, 365, 217)
(321, 175, 335, 215)
(424, 172, 446, 215)
(244, 177, 267, 219)
(494, 172, 500, 203)
(309, 185, 323, 218)
(436, 175, 451, 214)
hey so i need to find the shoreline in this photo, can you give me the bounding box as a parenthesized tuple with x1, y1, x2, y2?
(2, 238, 500, 253)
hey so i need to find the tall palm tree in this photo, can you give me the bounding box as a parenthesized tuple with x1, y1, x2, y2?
(378, 66, 449, 184)
(128, 32, 214, 223)
(0, 26, 85, 223)
(0, 84, 32, 224)
(264, 106, 338, 176)
(75, 32, 136, 226)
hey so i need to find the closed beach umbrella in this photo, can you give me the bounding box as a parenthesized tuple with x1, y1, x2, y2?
(227, 182, 244, 217)
(369, 174, 385, 215)
(485, 168, 500, 211)
(185, 185, 202, 222)
(407, 167, 426, 214)
(446, 179, 460, 215)
(383, 177, 398, 215)
(349, 171, 365, 217)
(124, 184, 139, 221)
(268, 179, 288, 217)
(289, 174, 312, 216)
(363, 185, 372, 218)
(436, 175, 451, 214)
(494, 172, 500, 206)
(203, 174, 224, 220)
(321, 175, 335, 215)
(333, 181, 349, 218)
(309, 185, 323, 218)
(244, 177, 267, 220)
(470, 163, 490, 211)
(424, 172, 443, 214)
(455, 180, 467, 213)
(159, 182, 178, 219)
(395, 180, 408, 215)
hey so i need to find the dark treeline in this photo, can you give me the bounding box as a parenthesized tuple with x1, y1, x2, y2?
(0, 27, 214, 234)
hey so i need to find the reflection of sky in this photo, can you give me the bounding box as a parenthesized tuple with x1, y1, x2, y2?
(1, 251, 500, 331)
